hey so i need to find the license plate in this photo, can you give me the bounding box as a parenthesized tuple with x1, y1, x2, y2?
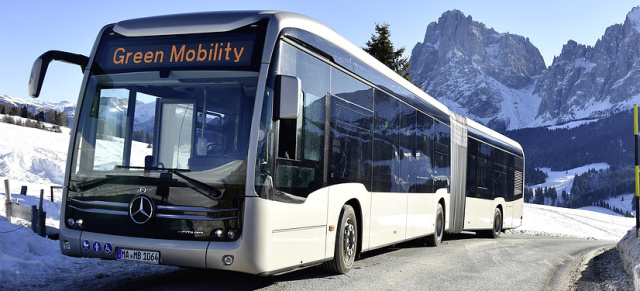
(117, 248, 160, 264)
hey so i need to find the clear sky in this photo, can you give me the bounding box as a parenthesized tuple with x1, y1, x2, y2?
(1, 0, 638, 103)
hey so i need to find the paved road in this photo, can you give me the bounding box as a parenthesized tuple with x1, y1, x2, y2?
(124, 234, 614, 290)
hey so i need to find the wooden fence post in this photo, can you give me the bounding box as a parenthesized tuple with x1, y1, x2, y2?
(4, 179, 11, 224)
(38, 189, 45, 237)
(30, 205, 38, 233)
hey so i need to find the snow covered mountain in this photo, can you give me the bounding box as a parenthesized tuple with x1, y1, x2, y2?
(0, 94, 75, 120)
(409, 9, 545, 131)
(0, 93, 157, 136)
(535, 7, 640, 125)
(409, 7, 640, 131)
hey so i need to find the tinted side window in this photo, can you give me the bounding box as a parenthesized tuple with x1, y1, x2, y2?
(433, 120, 450, 191)
(416, 112, 434, 193)
(466, 138, 478, 198)
(329, 65, 373, 189)
(477, 143, 493, 199)
(332, 69, 373, 110)
(372, 90, 400, 192)
(400, 104, 416, 193)
(493, 149, 507, 199)
(274, 42, 330, 198)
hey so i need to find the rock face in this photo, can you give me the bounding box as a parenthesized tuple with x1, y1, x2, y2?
(535, 7, 640, 125)
(408, 8, 640, 131)
(409, 10, 546, 131)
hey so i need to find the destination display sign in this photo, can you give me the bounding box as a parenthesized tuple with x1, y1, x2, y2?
(97, 34, 256, 71)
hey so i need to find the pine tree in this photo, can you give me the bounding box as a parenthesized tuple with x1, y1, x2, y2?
(363, 23, 417, 86)
(35, 111, 45, 122)
(55, 111, 67, 127)
(46, 109, 57, 125)
(9, 105, 19, 116)
(20, 105, 29, 118)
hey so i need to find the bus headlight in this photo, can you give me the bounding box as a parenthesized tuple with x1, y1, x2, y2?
(227, 229, 236, 240)
(67, 218, 84, 229)
(213, 229, 224, 240)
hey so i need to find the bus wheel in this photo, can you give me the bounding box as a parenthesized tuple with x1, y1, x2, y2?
(322, 205, 357, 274)
(480, 208, 502, 239)
(425, 203, 444, 246)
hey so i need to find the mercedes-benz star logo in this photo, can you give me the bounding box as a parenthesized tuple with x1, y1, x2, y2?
(129, 195, 154, 224)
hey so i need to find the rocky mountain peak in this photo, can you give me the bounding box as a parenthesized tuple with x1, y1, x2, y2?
(408, 7, 640, 131)
(409, 10, 546, 131)
(533, 6, 640, 125)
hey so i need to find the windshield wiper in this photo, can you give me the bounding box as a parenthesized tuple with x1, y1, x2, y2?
(115, 165, 190, 172)
(73, 175, 122, 191)
(115, 165, 222, 199)
(170, 170, 222, 199)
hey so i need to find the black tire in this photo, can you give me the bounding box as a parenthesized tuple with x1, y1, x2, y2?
(322, 205, 358, 274)
(479, 208, 502, 239)
(425, 203, 444, 246)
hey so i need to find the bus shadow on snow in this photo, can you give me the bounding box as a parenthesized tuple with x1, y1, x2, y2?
(126, 232, 487, 290)
(357, 232, 478, 258)
(126, 263, 335, 290)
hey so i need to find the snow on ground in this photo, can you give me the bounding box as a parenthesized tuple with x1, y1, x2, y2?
(0, 121, 69, 195)
(0, 216, 179, 290)
(606, 193, 636, 216)
(0, 202, 636, 289)
(2, 118, 640, 288)
(506, 203, 634, 241)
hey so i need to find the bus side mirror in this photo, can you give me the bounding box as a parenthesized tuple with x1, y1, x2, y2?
(29, 50, 89, 98)
(275, 75, 301, 120)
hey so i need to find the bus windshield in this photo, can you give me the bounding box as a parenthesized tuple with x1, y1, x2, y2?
(69, 31, 259, 188)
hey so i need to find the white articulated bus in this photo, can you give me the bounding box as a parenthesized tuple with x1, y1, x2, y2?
(29, 11, 524, 275)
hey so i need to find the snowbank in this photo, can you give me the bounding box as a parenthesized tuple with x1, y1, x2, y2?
(506, 203, 634, 241)
(0, 215, 179, 289)
(0, 216, 65, 284)
(0, 121, 69, 196)
(618, 228, 640, 289)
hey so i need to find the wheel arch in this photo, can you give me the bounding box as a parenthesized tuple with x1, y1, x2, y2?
(496, 203, 503, 214)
